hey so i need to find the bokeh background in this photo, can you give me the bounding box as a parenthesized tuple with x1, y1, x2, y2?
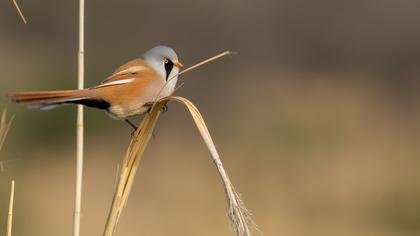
(1, 0, 420, 235)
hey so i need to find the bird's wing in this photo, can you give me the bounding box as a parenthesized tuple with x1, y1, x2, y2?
(98, 59, 153, 87)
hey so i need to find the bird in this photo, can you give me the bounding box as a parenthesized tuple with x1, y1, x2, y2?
(8, 45, 183, 131)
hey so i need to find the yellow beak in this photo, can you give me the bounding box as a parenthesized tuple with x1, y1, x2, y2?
(174, 61, 183, 68)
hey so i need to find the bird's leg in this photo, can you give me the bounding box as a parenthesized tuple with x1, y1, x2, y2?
(125, 119, 138, 130)
(125, 119, 139, 136)
(126, 119, 156, 138)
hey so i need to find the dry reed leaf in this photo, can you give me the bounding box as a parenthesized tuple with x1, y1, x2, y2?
(103, 96, 255, 236)
(103, 100, 167, 236)
(162, 96, 254, 236)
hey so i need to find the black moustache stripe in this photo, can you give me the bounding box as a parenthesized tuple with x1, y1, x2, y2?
(164, 60, 174, 80)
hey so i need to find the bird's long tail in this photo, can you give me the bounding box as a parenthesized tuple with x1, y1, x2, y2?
(7, 89, 104, 110)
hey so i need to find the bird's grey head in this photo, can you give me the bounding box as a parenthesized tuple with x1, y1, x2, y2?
(143, 45, 183, 98)
(144, 45, 182, 81)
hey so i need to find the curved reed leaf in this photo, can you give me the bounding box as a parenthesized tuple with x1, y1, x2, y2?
(103, 96, 255, 236)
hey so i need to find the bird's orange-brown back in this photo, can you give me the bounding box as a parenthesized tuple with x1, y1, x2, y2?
(92, 59, 164, 118)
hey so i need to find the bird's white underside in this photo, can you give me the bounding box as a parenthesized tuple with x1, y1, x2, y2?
(107, 104, 150, 119)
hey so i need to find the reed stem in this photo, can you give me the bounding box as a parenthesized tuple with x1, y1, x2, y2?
(73, 0, 85, 235)
(7, 180, 15, 236)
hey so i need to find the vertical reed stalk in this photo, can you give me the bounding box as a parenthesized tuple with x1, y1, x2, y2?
(7, 180, 15, 236)
(73, 0, 85, 235)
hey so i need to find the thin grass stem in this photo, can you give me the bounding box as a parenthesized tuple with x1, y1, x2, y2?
(154, 51, 234, 102)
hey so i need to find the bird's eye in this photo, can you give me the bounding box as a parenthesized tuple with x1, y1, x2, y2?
(164, 59, 169, 64)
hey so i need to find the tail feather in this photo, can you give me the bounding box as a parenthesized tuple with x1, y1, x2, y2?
(8, 89, 95, 109)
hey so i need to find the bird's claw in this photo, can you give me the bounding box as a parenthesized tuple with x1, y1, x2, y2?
(162, 104, 168, 112)
(131, 128, 144, 137)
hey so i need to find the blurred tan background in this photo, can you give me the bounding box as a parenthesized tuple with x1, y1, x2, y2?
(1, 0, 420, 235)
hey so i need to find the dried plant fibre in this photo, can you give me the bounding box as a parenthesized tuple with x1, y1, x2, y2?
(12, 0, 27, 24)
(103, 96, 254, 236)
(0, 109, 14, 153)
